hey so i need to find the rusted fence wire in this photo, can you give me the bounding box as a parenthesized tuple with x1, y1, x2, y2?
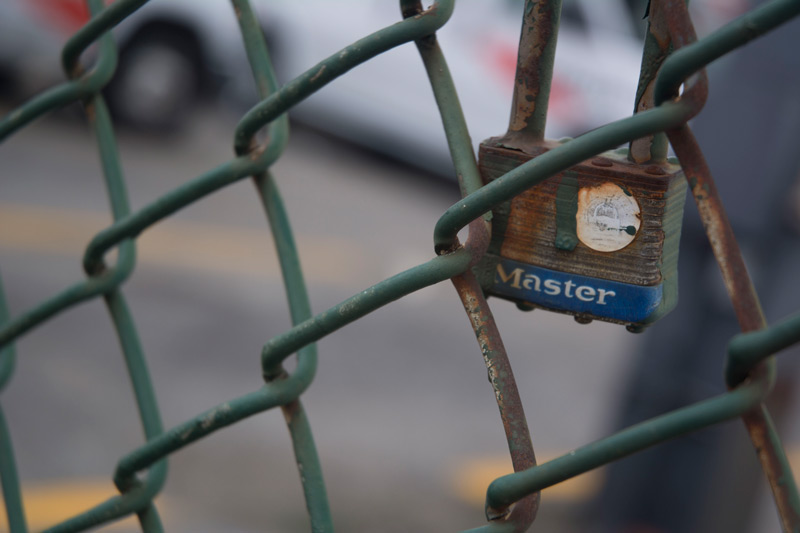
(1, 0, 800, 531)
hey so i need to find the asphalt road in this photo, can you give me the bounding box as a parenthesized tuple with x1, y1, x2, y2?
(0, 104, 642, 532)
(1, 104, 793, 532)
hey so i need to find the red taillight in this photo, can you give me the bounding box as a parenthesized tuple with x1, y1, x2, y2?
(26, 0, 93, 34)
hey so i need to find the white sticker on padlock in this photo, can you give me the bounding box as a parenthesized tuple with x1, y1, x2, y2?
(576, 182, 641, 252)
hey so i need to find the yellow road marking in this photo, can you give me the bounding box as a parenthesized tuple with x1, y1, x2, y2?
(451, 453, 604, 506)
(455, 447, 800, 507)
(0, 204, 377, 286)
(0, 478, 168, 532)
(8, 203, 800, 512)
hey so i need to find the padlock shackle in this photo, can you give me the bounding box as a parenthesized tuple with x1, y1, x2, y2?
(629, 0, 674, 163)
(503, 0, 563, 148)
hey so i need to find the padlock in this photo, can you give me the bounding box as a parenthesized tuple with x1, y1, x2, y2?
(476, 141, 686, 331)
(474, 3, 686, 331)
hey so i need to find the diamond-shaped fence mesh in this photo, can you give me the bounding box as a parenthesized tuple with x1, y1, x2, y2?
(1, 0, 800, 531)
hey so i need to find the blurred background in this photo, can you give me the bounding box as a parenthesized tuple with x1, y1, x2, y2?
(1, 0, 799, 532)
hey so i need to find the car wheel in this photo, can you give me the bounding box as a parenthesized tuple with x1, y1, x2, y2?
(106, 29, 202, 132)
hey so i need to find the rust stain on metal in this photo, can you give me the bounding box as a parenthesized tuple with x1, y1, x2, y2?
(248, 142, 266, 161)
(667, 124, 800, 528)
(83, 101, 96, 123)
(590, 158, 613, 168)
(281, 399, 300, 425)
(663, 0, 700, 49)
(465, 218, 491, 266)
(659, 2, 799, 528)
(645, 165, 666, 175)
(309, 65, 327, 84)
(667, 126, 764, 332)
(507, 1, 554, 136)
(401, 0, 437, 21)
(742, 405, 800, 531)
(630, 80, 659, 163)
(452, 263, 538, 529)
(631, 0, 675, 163)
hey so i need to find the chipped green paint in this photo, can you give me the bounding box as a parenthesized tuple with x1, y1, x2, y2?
(554, 172, 579, 251)
(2, 0, 800, 531)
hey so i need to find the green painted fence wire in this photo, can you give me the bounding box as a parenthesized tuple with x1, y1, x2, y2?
(233, 0, 331, 528)
(403, 0, 484, 199)
(728, 311, 800, 388)
(1, 0, 800, 531)
(0, 273, 26, 533)
(233, 0, 455, 155)
(486, 354, 776, 511)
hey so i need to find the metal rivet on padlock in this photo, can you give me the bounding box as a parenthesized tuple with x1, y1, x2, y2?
(474, 3, 686, 331)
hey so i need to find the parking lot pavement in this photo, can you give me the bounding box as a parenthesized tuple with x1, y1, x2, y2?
(1, 105, 644, 531)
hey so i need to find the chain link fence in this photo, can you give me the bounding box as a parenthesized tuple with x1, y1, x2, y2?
(1, 0, 800, 531)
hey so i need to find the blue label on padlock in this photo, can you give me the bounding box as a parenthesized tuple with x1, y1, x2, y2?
(492, 258, 663, 323)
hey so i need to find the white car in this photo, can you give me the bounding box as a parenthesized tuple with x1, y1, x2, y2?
(260, 0, 645, 175)
(0, 0, 744, 176)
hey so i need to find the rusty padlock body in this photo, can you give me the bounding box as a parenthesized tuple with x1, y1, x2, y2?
(475, 139, 686, 331)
